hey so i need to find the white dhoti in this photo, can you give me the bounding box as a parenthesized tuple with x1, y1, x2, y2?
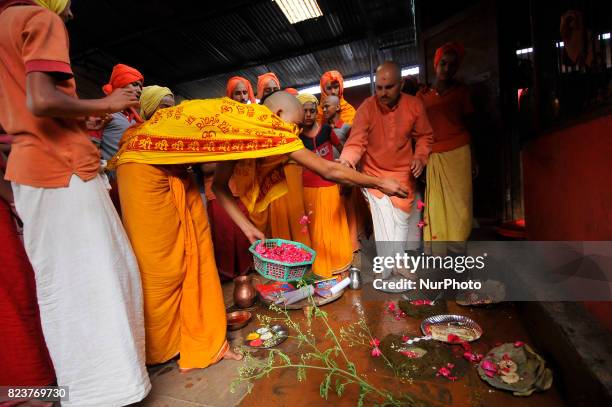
(12, 175, 151, 407)
(364, 189, 422, 279)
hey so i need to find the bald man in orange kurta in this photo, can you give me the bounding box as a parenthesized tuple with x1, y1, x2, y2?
(340, 62, 433, 279)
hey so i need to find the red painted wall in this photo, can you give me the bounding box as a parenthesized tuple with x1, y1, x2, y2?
(522, 113, 612, 240)
(522, 112, 612, 330)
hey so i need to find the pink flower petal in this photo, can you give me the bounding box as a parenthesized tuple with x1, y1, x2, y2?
(371, 347, 382, 357)
(370, 338, 381, 347)
(400, 350, 421, 358)
(514, 341, 524, 348)
(480, 360, 498, 372)
(417, 200, 425, 210)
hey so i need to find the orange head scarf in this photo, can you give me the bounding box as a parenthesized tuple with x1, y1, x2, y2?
(102, 64, 144, 95)
(284, 87, 298, 96)
(226, 76, 256, 104)
(256, 72, 281, 100)
(319, 70, 345, 99)
(434, 42, 465, 70)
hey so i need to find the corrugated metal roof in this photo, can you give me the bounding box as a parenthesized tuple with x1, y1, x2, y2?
(69, 0, 418, 98)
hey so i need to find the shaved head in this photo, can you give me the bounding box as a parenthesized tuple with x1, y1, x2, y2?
(262, 91, 304, 125)
(325, 95, 340, 105)
(376, 61, 402, 81)
(322, 95, 341, 121)
(375, 61, 403, 108)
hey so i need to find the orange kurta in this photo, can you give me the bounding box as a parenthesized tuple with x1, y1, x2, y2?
(417, 84, 473, 153)
(118, 163, 227, 368)
(340, 94, 434, 213)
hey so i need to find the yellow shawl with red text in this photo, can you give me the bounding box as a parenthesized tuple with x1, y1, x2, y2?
(109, 97, 304, 213)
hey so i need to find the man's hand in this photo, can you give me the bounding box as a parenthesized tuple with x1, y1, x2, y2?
(378, 178, 408, 198)
(104, 88, 140, 113)
(244, 225, 266, 244)
(410, 158, 425, 178)
(85, 114, 113, 131)
(336, 158, 356, 169)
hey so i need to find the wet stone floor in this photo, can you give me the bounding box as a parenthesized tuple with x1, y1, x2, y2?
(138, 276, 566, 407)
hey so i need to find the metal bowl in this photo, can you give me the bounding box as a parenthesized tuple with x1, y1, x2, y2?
(421, 314, 483, 343)
(226, 310, 252, 331)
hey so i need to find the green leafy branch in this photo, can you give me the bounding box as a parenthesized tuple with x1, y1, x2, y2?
(231, 294, 423, 407)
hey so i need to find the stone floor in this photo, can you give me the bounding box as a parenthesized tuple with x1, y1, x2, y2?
(137, 276, 567, 407)
(135, 231, 571, 407)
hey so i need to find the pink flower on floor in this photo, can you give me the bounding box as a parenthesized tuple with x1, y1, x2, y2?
(417, 199, 425, 210)
(480, 359, 498, 378)
(387, 302, 396, 311)
(369, 338, 381, 347)
(417, 220, 426, 229)
(436, 363, 458, 381)
(447, 334, 462, 343)
(401, 350, 421, 358)
(371, 347, 382, 358)
(463, 351, 483, 363)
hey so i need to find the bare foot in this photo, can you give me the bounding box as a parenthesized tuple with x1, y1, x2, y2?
(223, 348, 244, 361)
(179, 349, 243, 373)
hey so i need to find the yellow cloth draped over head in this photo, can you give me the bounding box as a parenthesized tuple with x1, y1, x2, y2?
(109, 97, 305, 214)
(34, 0, 68, 14)
(140, 85, 173, 120)
(296, 93, 318, 106)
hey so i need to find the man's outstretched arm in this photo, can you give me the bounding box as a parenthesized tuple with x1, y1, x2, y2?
(289, 148, 408, 198)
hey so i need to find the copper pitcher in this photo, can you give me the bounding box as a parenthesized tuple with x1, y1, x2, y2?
(233, 275, 257, 308)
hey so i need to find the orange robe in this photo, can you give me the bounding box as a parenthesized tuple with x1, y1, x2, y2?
(316, 98, 356, 125)
(268, 163, 312, 246)
(118, 163, 228, 368)
(303, 184, 352, 277)
(316, 70, 357, 125)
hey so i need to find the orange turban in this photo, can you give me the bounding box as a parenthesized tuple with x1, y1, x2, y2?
(256, 72, 281, 100)
(319, 70, 345, 98)
(434, 42, 465, 70)
(284, 87, 298, 95)
(226, 76, 256, 103)
(102, 64, 144, 95)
